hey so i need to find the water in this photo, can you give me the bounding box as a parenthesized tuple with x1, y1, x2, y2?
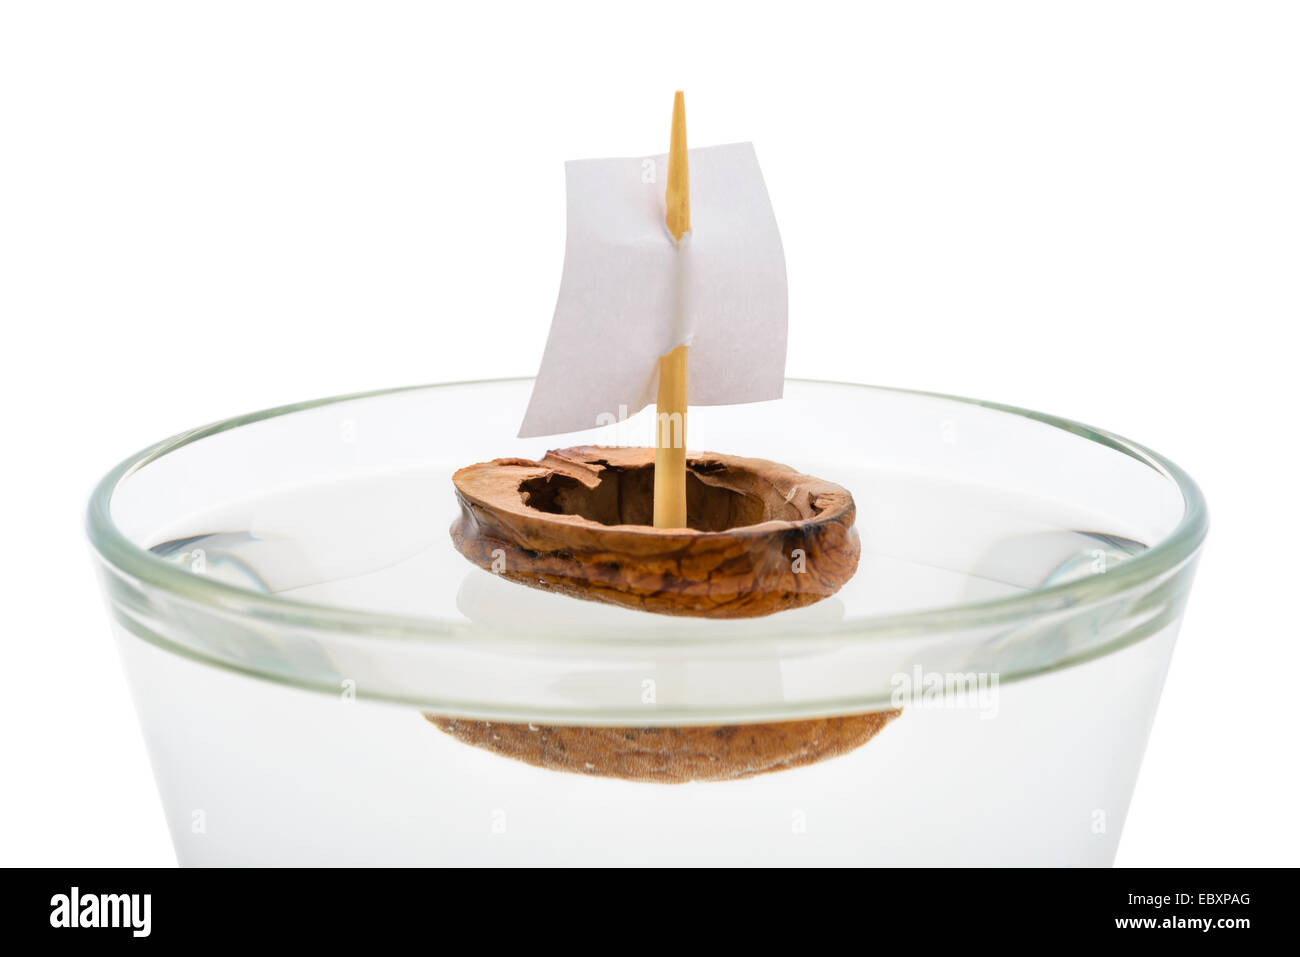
(116, 621, 1177, 865)
(146, 465, 1148, 626)
(111, 462, 1178, 865)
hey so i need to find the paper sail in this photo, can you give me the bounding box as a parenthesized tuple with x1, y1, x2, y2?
(518, 142, 787, 439)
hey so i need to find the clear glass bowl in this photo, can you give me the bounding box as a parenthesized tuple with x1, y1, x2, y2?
(87, 379, 1206, 865)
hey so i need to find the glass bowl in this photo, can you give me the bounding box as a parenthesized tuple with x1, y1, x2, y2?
(87, 379, 1206, 865)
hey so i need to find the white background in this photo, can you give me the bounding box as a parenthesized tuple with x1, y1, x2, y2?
(1, 1, 1296, 867)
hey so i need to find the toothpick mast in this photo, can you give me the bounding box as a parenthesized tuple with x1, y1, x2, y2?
(654, 91, 690, 528)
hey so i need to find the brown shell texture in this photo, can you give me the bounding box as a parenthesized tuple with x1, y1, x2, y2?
(449, 445, 860, 618)
(441, 447, 881, 783)
(424, 712, 901, 784)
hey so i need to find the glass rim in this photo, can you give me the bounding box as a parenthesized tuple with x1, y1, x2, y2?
(86, 377, 1208, 647)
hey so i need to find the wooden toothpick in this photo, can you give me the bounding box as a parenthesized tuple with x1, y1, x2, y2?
(665, 91, 691, 241)
(654, 91, 690, 529)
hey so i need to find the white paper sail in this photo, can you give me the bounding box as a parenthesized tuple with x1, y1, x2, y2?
(518, 142, 787, 438)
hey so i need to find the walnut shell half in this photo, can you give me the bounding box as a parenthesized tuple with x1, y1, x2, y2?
(450, 446, 859, 618)
(425, 712, 901, 784)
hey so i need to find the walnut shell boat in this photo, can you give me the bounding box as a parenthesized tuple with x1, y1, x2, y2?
(441, 446, 881, 782)
(450, 446, 860, 618)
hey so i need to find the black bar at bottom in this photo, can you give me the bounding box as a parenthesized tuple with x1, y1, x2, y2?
(9, 866, 1275, 943)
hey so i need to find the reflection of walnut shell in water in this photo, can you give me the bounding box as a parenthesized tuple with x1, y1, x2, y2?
(425, 712, 901, 784)
(450, 446, 859, 618)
